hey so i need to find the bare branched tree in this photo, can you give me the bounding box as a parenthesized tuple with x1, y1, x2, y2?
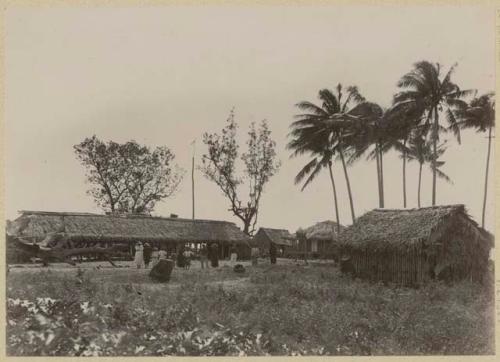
(200, 110, 280, 235)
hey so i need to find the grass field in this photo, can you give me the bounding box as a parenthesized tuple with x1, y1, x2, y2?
(6, 260, 495, 356)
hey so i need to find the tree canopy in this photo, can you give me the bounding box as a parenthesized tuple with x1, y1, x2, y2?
(74, 136, 185, 214)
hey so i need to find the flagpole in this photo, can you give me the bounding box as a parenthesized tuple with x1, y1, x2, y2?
(191, 140, 195, 220)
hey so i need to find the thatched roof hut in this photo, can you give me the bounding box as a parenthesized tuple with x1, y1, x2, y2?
(252, 228, 295, 248)
(338, 205, 493, 285)
(303, 220, 344, 241)
(293, 221, 344, 259)
(10, 210, 251, 246)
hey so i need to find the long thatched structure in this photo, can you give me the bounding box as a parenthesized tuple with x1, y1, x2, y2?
(338, 205, 493, 286)
(9, 210, 251, 259)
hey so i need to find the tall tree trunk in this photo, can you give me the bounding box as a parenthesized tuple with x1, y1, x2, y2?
(338, 146, 356, 223)
(379, 144, 385, 208)
(402, 138, 407, 208)
(482, 125, 493, 228)
(432, 108, 438, 206)
(375, 143, 382, 208)
(418, 162, 423, 208)
(242, 219, 251, 236)
(328, 161, 341, 234)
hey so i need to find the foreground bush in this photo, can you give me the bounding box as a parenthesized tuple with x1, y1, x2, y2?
(6, 265, 495, 356)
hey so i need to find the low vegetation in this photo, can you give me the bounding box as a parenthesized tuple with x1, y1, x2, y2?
(6, 263, 494, 356)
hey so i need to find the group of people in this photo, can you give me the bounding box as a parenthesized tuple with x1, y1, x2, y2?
(133, 242, 168, 269)
(133, 241, 242, 269)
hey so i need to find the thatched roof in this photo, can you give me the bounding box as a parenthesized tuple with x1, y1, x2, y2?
(252, 228, 295, 247)
(339, 205, 493, 251)
(10, 210, 250, 244)
(302, 220, 344, 242)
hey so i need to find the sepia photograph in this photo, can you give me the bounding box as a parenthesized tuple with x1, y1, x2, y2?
(3, 2, 496, 357)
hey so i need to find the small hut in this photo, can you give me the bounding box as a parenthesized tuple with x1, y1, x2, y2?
(9, 210, 251, 260)
(297, 221, 344, 259)
(251, 228, 295, 257)
(338, 205, 493, 286)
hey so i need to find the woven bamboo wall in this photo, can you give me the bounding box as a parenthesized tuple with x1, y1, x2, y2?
(348, 245, 430, 286)
(346, 230, 489, 286)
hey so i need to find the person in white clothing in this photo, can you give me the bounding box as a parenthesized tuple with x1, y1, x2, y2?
(229, 244, 238, 266)
(134, 242, 145, 269)
(158, 248, 168, 260)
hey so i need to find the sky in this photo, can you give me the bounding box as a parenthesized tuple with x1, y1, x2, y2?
(4, 5, 496, 233)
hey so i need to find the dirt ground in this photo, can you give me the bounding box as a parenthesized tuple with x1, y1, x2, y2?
(8, 257, 331, 291)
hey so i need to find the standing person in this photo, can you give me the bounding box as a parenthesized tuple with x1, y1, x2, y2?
(199, 244, 208, 269)
(229, 244, 238, 266)
(151, 246, 160, 267)
(134, 242, 145, 269)
(158, 247, 168, 261)
(270, 243, 277, 265)
(251, 247, 259, 266)
(143, 242, 153, 268)
(210, 243, 219, 268)
(183, 248, 192, 270)
(177, 247, 185, 268)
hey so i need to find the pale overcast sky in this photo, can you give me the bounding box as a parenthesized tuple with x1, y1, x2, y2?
(4, 5, 496, 233)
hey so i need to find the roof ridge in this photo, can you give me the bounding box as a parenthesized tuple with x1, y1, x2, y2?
(260, 227, 290, 232)
(19, 210, 235, 225)
(372, 204, 464, 212)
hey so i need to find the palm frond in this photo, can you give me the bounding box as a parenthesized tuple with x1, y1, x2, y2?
(393, 90, 422, 104)
(413, 60, 440, 94)
(294, 158, 319, 185)
(445, 108, 461, 144)
(445, 98, 468, 110)
(441, 62, 458, 88)
(397, 72, 427, 92)
(446, 88, 477, 99)
(318, 88, 341, 114)
(342, 86, 366, 111)
(300, 159, 326, 191)
(434, 167, 453, 184)
(295, 101, 328, 117)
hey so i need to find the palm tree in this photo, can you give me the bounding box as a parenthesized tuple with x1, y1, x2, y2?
(292, 85, 365, 223)
(345, 102, 385, 208)
(406, 132, 451, 208)
(287, 128, 341, 234)
(390, 104, 422, 208)
(394, 61, 474, 205)
(382, 112, 416, 209)
(347, 103, 410, 208)
(457, 93, 495, 228)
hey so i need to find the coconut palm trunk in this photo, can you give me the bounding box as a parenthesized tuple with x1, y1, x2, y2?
(402, 139, 407, 208)
(338, 144, 356, 223)
(379, 144, 385, 208)
(375, 142, 383, 208)
(482, 125, 493, 228)
(418, 162, 423, 208)
(431, 108, 438, 206)
(327, 161, 341, 234)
